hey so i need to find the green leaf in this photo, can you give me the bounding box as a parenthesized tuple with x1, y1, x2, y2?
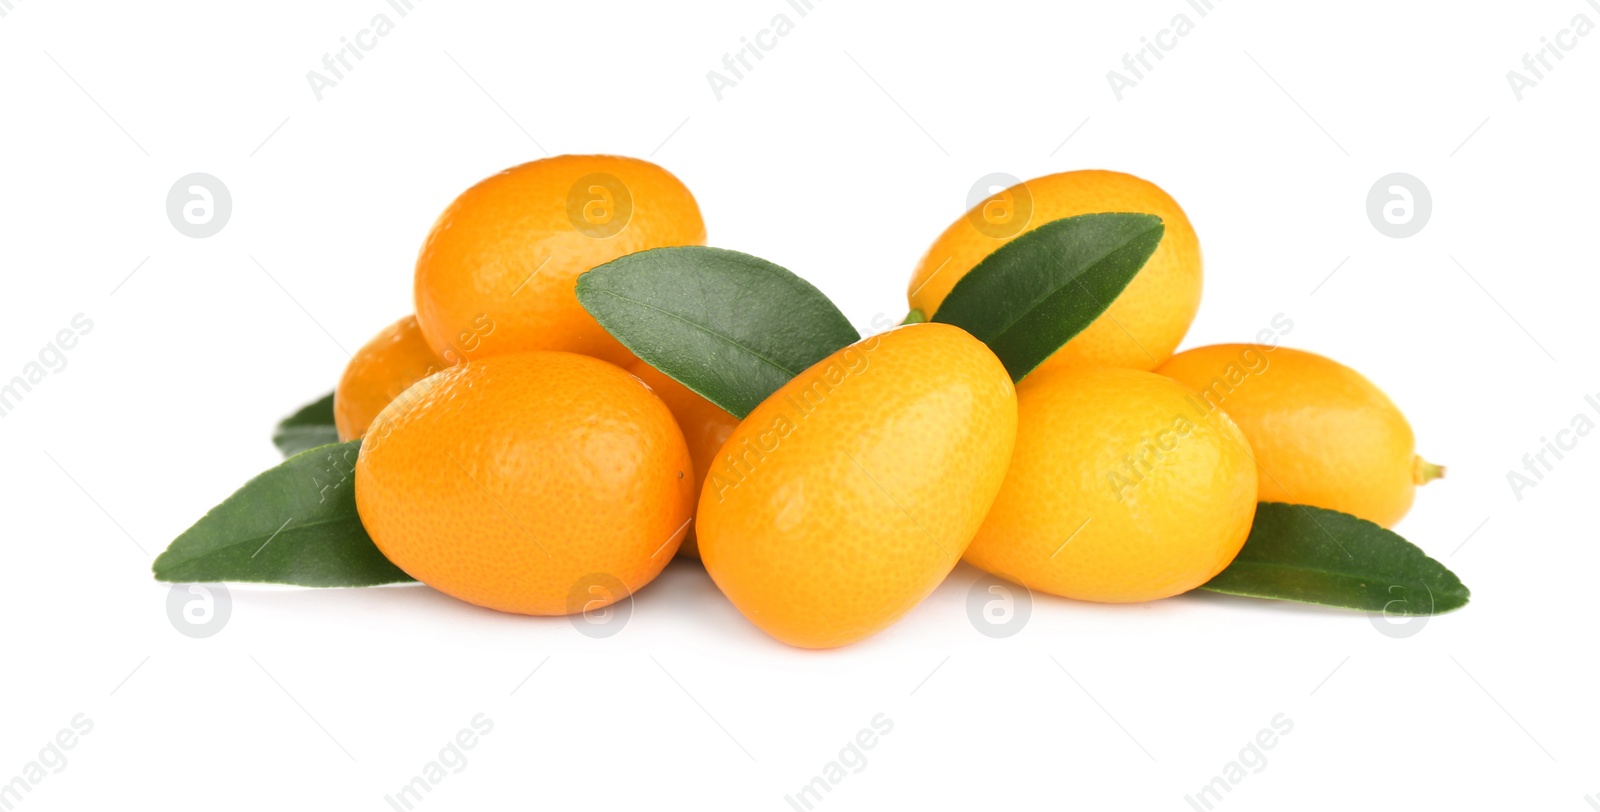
(931, 213, 1164, 381)
(153, 440, 414, 587)
(577, 246, 859, 419)
(272, 392, 340, 458)
(901, 308, 927, 325)
(1201, 503, 1469, 615)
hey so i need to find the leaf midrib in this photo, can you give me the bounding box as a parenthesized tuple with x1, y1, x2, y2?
(982, 221, 1159, 342)
(156, 513, 364, 572)
(1205, 560, 1466, 594)
(586, 286, 809, 379)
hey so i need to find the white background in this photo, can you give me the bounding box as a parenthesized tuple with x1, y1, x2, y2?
(2, 0, 1596, 809)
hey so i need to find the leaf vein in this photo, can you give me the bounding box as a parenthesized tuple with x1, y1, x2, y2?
(586, 287, 803, 378)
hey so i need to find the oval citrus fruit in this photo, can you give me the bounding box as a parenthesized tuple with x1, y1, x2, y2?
(334, 315, 445, 442)
(354, 352, 694, 615)
(414, 155, 706, 367)
(1157, 343, 1441, 527)
(696, 323, 1017, 648)
(625, 359, 740, 559)
(908, 169, 1202, 371)
(964, 366, 1257, 603)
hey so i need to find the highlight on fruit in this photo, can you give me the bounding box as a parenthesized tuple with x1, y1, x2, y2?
(152, 156, 1467, 649)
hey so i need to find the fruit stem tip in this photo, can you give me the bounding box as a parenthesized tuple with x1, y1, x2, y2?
(1414, 456, 1446, 485)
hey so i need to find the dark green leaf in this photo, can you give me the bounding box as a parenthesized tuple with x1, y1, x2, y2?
(153, 440, 414, 587)
(1201, 503, 1469, 615)
(272, 392, 340, 458)
(577, 246, 859, 419)
(931, 213, 1164, 381)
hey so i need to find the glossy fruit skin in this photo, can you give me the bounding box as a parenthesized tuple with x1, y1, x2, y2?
(1157, 344, 1432, 528)
(626, 360, 740, 559)
(354, 352, 694, 615)
(697, 323, 1018, 649)
(964, 367, 1257, 603)
(334, 315, 446, 442)
(908, 170, 1202, 372)
(414, 155, 706, 367)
